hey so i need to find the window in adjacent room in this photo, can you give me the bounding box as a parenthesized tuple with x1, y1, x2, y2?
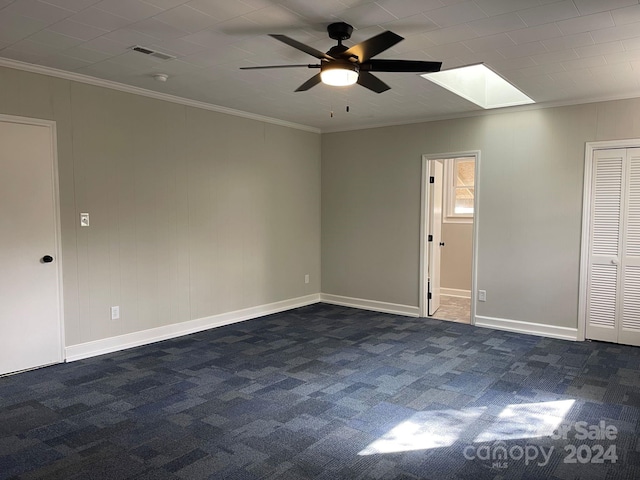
(444, 157, 475, 223)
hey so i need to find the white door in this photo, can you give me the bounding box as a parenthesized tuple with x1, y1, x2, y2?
(428, 160, 444, 316)
(586, 147, 640, 346)
(621, 149, 640, 345)
(0, 119, 63, 375)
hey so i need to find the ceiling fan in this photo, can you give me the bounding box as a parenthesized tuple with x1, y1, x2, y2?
(240, 22, 442, 93)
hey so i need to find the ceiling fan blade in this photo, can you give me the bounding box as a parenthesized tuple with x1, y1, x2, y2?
(343, 31, 403, 62)
(357, 71, 391, 93)
(295, 73, 322, 92)
(363, 59, 442, 73)
(240, 64, 320, 70)
(270, 34, 335, 61)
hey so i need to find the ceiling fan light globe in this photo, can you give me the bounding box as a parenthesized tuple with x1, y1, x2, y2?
(321, 69, 358, 86)
(320, 62, 359, 86)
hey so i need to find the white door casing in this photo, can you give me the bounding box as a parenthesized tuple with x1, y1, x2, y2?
(420, 151, 480, 321)
(0, 116, 63, 375)
(428, 160, 444, 316)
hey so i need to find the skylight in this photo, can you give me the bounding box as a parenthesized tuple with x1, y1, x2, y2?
(421, 64, 534, 109)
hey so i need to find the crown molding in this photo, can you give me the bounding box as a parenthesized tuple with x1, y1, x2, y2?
(320, 92, 640, 134)
(0, 58, 321, 134)
(3, 57, 639, 136)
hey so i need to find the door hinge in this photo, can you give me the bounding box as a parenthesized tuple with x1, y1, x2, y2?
(428, 235, 433, 242)
(428, 292, 432, 300)
(430, 176, 435, 183)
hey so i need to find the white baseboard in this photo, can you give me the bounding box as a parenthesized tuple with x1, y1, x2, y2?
(320, 293, 419, 317)
(441, 288, 471, 298)
(474, 315, 578, 341)
(65, 294, 321, 362)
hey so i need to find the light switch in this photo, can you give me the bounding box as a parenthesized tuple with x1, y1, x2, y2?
(80, 213, 89, 227)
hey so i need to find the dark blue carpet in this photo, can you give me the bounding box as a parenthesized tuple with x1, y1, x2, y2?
(1, 304, 639, 479)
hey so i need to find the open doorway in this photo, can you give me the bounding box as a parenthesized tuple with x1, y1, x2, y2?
(420, 152, 479, 324)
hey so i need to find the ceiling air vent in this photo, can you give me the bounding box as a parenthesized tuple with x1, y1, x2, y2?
(131, 45, 175, 61)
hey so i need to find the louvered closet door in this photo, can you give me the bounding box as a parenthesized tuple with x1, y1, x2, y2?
(586, 149, 624, 343)
(621, 149, 640, 345)
(586, 148, 640, 346)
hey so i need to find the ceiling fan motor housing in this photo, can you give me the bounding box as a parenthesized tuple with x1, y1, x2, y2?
(327, 44, 349, 57)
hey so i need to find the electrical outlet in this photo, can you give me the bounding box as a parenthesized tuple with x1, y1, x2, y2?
(304, 274, 310, 284)
(111, 306, 120, 320)
(478, 290, 487, 302)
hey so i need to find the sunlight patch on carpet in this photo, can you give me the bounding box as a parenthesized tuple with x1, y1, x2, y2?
(358, 407, 486, 455)
(474, 399, 575, 442)
(359, 400, 575, 455)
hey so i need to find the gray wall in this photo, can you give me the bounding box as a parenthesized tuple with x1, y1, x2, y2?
(441, 223, 473, 292)
(322, 99, 640, 329)
(6, 61, 640, 340)
(0, 66, 321, 347)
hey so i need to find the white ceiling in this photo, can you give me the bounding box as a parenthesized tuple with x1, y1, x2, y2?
(2, 0, 640, 131)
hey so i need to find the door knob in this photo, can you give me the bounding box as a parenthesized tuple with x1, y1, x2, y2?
(439, 242, 445, 247)
(42, 255, 54, 263)
(611, 259, 619, 265)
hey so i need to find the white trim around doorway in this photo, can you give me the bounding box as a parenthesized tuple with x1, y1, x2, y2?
(419, 151, 480, 323)
(578, 138, 640, 342)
